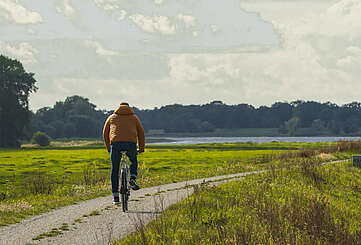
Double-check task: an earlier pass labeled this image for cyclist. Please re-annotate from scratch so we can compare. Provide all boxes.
[102,102,145,204]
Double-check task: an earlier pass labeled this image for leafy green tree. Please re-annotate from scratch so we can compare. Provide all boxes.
[31,95,106,139]
[31,132,51,146]
[0,55,37,147]
[271,102,293,124]
[293,101,326,127]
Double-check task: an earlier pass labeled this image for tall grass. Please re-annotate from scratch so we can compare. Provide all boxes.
[117,159,361,245]
[253,140,361,165]
[26,171,56,195]
[82,162,107,186]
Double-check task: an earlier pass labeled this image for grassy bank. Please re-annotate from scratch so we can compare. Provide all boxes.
[118,159,361,245]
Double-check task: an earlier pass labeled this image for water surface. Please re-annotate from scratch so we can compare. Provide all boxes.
[150,137,361,145]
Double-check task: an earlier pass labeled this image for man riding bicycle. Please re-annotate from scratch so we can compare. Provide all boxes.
[102,102,145,204]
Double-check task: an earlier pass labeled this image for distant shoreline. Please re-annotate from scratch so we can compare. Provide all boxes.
[148,136,361,145]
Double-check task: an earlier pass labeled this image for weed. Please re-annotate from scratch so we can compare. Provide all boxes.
[59,223,70,231]
[0,192,6,201]
[32,228,63,240]
[331,140,361,153]
[82,162,107,186]
[299,159,327,189]
[89,210,101,216]
[132,214,148,245]
[25,170,55,195]
[130,199,140,202]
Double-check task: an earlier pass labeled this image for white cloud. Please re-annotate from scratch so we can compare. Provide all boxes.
[129,14,176,35]
[177,14,196,28]
[210,25,219,33]
[84,40,118,56]
[281,0,360,45]
[337,46,361,76]
[0,0,42,24]
[12,0,361,111]
[69,0,278,52]
[320,0,361,39]
[0,41,38,64]
[169,54,240,86]
[94,0,118,8]
[93,0,120,12]
[118,10,127,20]
[56,0,75,19]
[154,0,164,5]
[164,0,361,106]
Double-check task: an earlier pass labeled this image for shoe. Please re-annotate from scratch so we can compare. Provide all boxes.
[113,196,120,205]
[129,178,140,191]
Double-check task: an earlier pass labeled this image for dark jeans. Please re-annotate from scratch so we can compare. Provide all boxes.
[110,142,138,197]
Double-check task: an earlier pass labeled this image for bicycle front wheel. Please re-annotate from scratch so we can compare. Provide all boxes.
[121,169,129,212]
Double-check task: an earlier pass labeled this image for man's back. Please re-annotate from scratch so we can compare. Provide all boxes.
[103,104,145,153]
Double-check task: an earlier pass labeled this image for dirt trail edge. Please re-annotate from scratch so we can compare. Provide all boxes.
[0,160,348,245]
[0,171,263,245]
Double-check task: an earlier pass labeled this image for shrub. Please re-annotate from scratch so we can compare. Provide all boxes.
[82,162,107,186]
[31,132,51,146]
[25,171,55,195]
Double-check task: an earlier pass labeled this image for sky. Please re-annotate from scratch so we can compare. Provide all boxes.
[0,0,360,111]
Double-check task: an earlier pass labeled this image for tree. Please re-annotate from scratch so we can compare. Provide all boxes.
[271,102,293,123]
[0,55,37,147]
[311,119,325,132]
[31,132,51,146]
[284,117,300,136]
[293,101,327,127]
[30,95,107,139]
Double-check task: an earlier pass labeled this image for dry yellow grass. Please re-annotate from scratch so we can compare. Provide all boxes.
[0,201,33,212]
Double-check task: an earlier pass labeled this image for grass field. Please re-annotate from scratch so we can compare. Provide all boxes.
[117,159,361,245]
[0,141,355,227]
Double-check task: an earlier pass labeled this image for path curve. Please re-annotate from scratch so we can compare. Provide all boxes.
[0,171,263,245]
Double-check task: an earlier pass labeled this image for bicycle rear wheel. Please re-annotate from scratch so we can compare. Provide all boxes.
[120,169,129,212]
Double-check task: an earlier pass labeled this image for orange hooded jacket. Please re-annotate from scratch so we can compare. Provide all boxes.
[102,105,145,151]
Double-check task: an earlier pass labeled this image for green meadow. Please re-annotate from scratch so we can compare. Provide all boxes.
[118,158,361,245]
[0,141,355,227]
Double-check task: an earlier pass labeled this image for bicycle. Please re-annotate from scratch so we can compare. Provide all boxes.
[119,151,130,212]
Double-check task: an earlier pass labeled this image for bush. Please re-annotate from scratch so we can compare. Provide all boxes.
[25,171,55,194]
[31,132,51,146]
[82,162,107,186]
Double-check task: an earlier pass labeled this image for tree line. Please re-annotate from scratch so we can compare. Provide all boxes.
[27,98,361,139]
[1,55,361,148]
[135,100,361,135]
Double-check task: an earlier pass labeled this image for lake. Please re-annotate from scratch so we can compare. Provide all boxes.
[149,136,361,145]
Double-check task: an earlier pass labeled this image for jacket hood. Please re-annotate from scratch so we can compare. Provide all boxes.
[114,105,134,115]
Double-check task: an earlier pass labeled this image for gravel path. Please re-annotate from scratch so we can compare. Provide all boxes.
[0,170,264,245]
